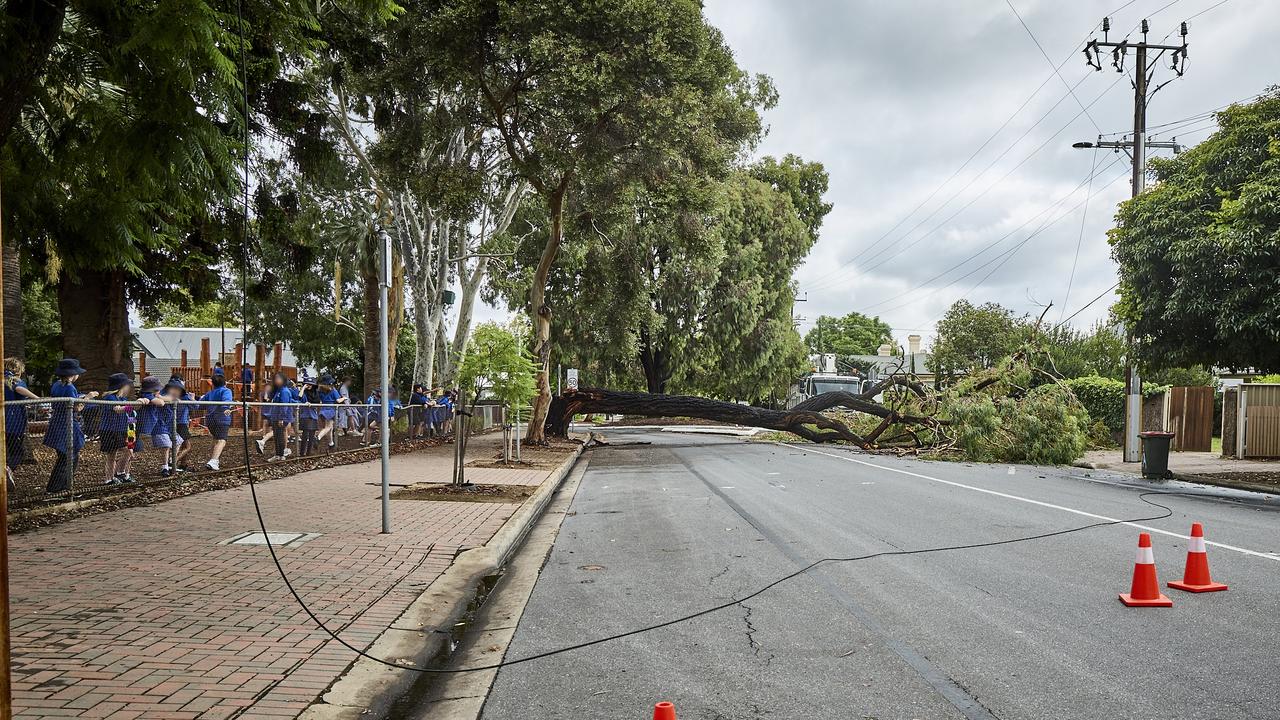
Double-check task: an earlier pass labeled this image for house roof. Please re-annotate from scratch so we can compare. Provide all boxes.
[130,327,303,370]
[846,352,933,376]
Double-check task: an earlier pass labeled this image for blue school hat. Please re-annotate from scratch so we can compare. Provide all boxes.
[54,358,87,377]
[107,373,133,391]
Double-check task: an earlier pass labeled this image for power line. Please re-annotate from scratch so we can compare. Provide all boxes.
[1057,281,1120,327]
[805,4,1139,290]
[1005,0,1102,133]
[811,73,1124,291]
[1059,146,1100,322]
[855,153,1124,315]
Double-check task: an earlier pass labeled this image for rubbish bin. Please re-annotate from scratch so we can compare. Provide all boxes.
[1139,431,1176,479]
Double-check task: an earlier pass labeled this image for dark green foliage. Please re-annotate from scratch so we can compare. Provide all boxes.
[804,311,894,364]
[1111,89,1280,372]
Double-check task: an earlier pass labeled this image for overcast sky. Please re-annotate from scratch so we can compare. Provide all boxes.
[467,0,1277,352]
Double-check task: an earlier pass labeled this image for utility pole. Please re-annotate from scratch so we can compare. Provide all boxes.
[0,175,13,720]
[1083,17,1188,463]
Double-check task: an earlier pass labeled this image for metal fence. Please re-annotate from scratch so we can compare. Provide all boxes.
[1,396,493,510]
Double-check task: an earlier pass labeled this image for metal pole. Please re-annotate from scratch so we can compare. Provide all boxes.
[515,401,521,462]
[379,231,391,533]
[1123,42,1149,464]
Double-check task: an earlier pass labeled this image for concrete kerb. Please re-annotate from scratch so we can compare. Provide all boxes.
[300,439,587,720]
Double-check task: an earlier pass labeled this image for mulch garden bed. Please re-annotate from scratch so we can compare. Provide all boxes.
[389,483,536,504]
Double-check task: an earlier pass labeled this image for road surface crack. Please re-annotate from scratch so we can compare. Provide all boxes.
[708,563,731,585]
[738,601,774,666]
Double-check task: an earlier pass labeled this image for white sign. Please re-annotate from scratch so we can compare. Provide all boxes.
[566,368,579,392]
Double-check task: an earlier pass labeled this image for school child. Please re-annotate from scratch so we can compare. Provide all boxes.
[137,376,174,477]
[436,387,456,435]
[409,384,430,439]
[200,371,234,470]
[167,376,195,473]
[314,374,340,451]
[99,373,157,485]
[43,358,97,493]
[361,388,383,446]
[259,372,294,461]
[295,375,321,456]
[4,358,40,492]
[337,377,359,434]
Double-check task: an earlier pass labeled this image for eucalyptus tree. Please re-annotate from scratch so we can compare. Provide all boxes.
[423,0,770,441]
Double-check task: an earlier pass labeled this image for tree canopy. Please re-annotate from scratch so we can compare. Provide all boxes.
[804,312,893,362]
[1110,89,1280,372]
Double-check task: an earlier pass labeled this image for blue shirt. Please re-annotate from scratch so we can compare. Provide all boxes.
[319,388,340,419]
[138,392,170,435]
[4,375,29,434]
[175,391,193,425]
[98,392,135,434]
[42,380,84,453]
[265,385,295,422]
[200,386,233,425]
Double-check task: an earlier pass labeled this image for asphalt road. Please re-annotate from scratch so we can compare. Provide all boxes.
[479,430,1280,720]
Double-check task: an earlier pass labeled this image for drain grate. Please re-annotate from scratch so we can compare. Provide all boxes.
[220,531,321,547]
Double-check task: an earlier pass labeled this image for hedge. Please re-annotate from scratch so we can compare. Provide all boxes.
[1061,375,1169,435]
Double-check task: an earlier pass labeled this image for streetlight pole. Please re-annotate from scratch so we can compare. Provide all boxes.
[379,229,392,533]
[1082,17,1188,463]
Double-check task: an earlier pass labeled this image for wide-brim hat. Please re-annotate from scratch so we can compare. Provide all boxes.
[107,373,133,391]
[139,376,163,394]
[320,373,335,385]
[164,377,185,392]
[212,367,226,377]
[54,358,87,377]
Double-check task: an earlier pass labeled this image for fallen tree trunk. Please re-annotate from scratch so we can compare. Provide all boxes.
[547,387,946,448]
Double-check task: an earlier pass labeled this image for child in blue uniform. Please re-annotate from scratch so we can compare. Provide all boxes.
[167,376,195,473]
[137,376,174,477]
[314,374,340,452]
[201,370,234,470]
[296,375,321,456]
[43,358,98,493]
[4,358,40,492]
[99,373,158,485]
[260,372,294,461]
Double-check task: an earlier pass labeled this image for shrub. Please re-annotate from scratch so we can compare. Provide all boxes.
[1062,375,1125,434]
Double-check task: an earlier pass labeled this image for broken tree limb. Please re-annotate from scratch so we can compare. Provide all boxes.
[546,387,954,451]
[548,388,870,445]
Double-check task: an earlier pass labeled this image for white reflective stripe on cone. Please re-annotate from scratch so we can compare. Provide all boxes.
[1189,536,1207,553]
[1136,547,1155,565]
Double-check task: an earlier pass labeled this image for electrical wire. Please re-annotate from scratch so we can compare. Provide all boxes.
[1059,147,1099,323]
[860,152,1121,312]
[1005,0,1102,133]
[1057,281,1121,327]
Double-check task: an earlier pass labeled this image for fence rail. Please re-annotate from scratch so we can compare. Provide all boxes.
[1,396,505,510]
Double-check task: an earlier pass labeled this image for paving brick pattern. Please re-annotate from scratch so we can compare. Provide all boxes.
[10,437,548,719]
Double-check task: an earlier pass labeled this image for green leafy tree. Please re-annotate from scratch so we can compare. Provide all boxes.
[1110,89,1280,373]
[804,312,894,366]
[424,0,771,441]
[928,300,1028,380]
[457,321,537,413]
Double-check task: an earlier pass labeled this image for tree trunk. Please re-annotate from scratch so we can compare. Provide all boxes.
[359,263,401,396]
[0,0,67,144]
[524,177,571,444]
[638,327,668,394]
[445,255,487,385]
[548,388,872,445]
[1,186,24,359]
[57,268,132,391]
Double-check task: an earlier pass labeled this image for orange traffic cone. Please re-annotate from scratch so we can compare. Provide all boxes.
[653,701,677,720]
[1119,532,1173,607]
[1168,523,1228,593]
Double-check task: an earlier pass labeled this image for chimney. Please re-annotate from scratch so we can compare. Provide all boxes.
[877,343,892,357]
[908,334,921,355]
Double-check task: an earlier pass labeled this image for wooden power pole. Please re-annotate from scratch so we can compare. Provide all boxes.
[1084,17,1189,463]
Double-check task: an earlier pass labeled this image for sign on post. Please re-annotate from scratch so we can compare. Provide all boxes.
[566,368,579,392]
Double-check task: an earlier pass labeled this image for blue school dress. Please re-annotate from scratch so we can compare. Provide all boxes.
[4,374,29,436]
[42,380,84,453]
[319,388,339,421]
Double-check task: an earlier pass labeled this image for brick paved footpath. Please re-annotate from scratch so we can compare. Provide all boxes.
[10,435,556,719]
